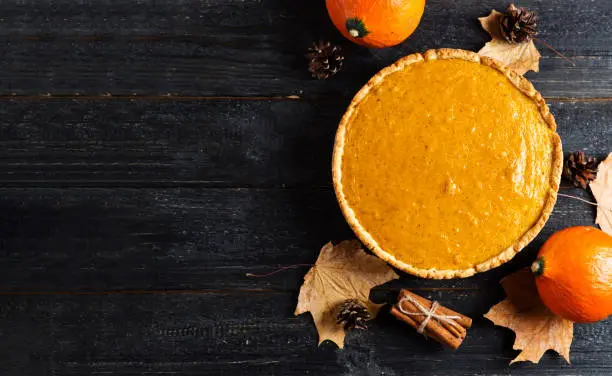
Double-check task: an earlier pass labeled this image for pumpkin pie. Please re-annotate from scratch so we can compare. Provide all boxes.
[332,49,562,279]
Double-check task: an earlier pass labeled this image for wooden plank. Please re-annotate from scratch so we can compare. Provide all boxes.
[0,0,268,36]
[0,0,609,97]
[0,291,609,375]
[0,100,610,186]
[0,99,341,187]
[0,0,609,54]
[1,42,609,98]
[0,187,598,292]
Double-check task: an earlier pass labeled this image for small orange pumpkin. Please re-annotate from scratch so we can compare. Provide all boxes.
[532,226,612,323]
[326,0,426,48]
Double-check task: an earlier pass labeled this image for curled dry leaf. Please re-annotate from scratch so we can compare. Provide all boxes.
[478,9,540,75]
[484,269,573,364]
[590,153,612,235]
[294,240,399,348]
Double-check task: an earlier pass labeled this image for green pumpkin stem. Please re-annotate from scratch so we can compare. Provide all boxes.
[531,257,545,276]
[346,18,370,38]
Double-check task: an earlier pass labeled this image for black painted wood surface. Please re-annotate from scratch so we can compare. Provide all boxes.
[0,0,610,375]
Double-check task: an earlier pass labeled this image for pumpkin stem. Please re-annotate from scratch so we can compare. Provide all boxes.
[346,18,370,39]
[531,257,545,276]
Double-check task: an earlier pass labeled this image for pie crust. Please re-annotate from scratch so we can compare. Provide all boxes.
[332,49,562,279]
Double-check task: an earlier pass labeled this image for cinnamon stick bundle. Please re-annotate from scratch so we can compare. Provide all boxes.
[390,289,472,350]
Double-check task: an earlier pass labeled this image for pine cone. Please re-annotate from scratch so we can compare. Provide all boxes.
[563,151,599,189]
[500,4,538,43]
[306,41,343,80]
[336,299,371,330]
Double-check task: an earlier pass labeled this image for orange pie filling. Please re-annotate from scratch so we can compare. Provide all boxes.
[339,59,557,271]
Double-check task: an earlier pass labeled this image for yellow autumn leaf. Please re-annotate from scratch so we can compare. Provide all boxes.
[484,269,574,364]
[295,240,399,348]
[590,153,612,236]
[478,39,540,75]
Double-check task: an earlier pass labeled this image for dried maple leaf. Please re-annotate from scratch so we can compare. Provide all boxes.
[478,9,540,75]
[295,240,399,348]
[590,153,612,236]
[484,269,573,364]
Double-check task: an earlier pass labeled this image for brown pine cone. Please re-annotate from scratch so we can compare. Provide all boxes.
[563,151,599,189]
[336,299,371,330]
[500,4,538,43]
[306,41,344,80]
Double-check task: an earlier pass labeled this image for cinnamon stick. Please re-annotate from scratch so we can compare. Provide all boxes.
[390,305,464,349]
[390,289,472,350]
[400,296,466,339]
[400,289,472,328]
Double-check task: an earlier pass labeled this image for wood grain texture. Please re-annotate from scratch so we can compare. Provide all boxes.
[0,99,341,187]
[0,187,599,292]
[0,0,610,374]
[0,100,610,186]
[0,0,608,51]
[0,291,609,375]
[0,0,610,97]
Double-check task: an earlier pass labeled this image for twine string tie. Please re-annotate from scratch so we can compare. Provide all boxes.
[398,294,461,334]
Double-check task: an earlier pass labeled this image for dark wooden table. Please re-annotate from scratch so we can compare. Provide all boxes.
[0,1,610,375]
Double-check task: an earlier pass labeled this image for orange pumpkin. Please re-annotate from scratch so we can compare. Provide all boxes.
[326,0,426,48]
[532,226,612,323]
